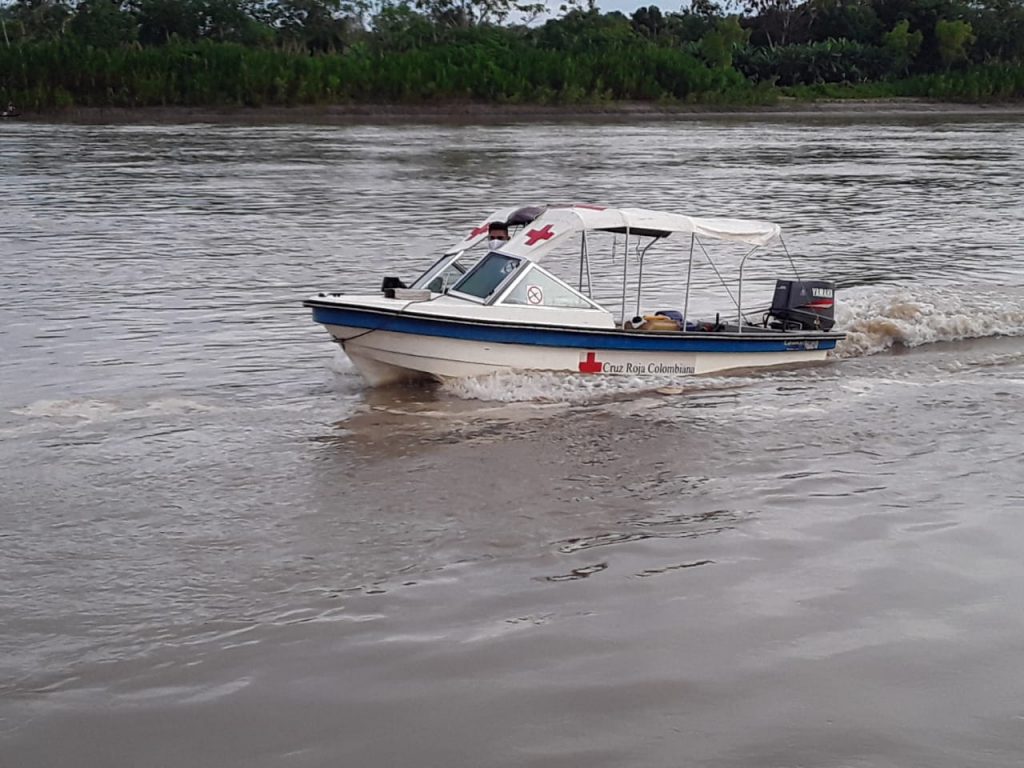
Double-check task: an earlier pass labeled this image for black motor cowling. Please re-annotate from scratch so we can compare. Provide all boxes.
[767,279,836,331]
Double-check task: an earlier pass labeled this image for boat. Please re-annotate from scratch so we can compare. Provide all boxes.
[0,103,19,119]
[304,204,845,386]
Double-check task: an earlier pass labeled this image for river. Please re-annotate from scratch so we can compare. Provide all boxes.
[2,113,1023,767]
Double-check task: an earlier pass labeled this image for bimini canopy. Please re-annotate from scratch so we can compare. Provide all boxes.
[445,205,535,255]
[447,204,782,262]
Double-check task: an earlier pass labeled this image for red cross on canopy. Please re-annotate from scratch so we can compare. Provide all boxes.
[578,352,602,374]
[465,224,490,241]
[525,224,556,246]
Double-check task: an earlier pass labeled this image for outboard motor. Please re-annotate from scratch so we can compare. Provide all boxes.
[381,276,408,299]
[767,280,836,331]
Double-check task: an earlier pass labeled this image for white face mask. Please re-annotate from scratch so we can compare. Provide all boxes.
[488,238,508,251]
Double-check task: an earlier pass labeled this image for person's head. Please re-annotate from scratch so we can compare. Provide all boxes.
[487,221,510,250]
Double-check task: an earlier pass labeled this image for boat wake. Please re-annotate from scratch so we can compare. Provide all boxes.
[834,285,1024,358]
[442,369,751,403]
[446,284,1024,403]
[0,396,221,440]
[334,285,1024,405]
[11,396,217,424]
[327,350,366,394]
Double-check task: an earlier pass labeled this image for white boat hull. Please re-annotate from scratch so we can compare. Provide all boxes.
[324,323,830,386]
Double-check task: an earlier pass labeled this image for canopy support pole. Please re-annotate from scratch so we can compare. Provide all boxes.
[584,237,593,298]
[619,227,630,326]
[781,237,802,281]
[737,246,759,334]
[682,234,695,331]
[578,233,585,292]
[635,238,657,318]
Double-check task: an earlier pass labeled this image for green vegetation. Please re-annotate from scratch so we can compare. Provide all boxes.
[2,0,1024,110]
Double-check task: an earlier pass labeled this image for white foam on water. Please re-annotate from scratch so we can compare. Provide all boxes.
[327,349,367,395]
[12,396,217,423]
[835,285,1024,358]
[328,349,357,376]
[443,369,751,404]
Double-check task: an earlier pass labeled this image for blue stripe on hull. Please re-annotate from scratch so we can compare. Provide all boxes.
[309,304,839,353]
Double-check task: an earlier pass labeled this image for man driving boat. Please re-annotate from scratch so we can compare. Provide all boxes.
[487,221,510,251]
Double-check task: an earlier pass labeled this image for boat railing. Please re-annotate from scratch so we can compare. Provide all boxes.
[582,229,801,334]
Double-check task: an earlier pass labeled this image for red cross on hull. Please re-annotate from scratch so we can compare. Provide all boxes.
[465,224,489,241]
[578,352,602,374]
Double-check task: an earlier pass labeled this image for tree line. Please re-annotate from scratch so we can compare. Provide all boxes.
[2,0,1024,109]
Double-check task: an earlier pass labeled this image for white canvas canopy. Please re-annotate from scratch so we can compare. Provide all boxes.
[446,204,782,263]
[616,208,782,246]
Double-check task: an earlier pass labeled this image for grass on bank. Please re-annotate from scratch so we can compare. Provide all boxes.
[3,41,1024,111]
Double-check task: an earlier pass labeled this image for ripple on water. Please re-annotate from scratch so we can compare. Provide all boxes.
[3,118,1024,768]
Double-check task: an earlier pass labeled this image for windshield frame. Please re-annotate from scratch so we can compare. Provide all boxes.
[495,263,605,311]
[410,251,469,292]
[447,251,525,304]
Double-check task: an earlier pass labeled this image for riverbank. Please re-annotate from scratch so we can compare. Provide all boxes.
[10,98,1024,125]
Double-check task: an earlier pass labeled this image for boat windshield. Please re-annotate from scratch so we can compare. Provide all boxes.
[422,261,466,293]
[411,251,475,293]
[451,252,522,300]
[501,265,597,309]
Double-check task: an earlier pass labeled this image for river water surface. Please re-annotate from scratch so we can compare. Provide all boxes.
[2,115,1024,767]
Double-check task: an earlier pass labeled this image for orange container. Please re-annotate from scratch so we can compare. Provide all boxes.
[642,315,680,331]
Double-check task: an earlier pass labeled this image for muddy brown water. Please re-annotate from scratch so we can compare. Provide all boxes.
[2,116,1024,767]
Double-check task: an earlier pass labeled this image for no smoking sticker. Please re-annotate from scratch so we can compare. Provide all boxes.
[526,285,544,305]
